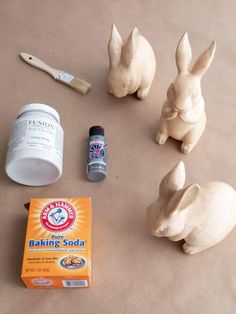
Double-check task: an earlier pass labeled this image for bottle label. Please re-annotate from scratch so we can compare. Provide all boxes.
[88,136,107,173]
[8,118,64,159]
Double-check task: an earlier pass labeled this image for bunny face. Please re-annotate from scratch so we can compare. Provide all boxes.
[147,198,187,237]
[167,74,202,113]
[108,66,131,97]
[147,162,201,238]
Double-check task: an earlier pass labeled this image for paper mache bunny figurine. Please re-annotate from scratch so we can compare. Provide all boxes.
[156,33,216,154]
[108,24,156,99]
[147,161,236,254]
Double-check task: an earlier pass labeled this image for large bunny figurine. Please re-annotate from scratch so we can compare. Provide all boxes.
[147,161,236,254]
[108,24,156,99]
[156,33,216,153]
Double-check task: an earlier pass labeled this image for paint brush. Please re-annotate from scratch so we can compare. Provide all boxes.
[20,52,91,95]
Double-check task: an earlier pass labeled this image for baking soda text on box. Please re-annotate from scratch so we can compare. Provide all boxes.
[21,198,92,288]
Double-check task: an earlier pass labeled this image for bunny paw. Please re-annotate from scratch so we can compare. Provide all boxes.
[137,87,150,100]
[156,133,168,145]
[183,243,201,255]
[181,143,195,154]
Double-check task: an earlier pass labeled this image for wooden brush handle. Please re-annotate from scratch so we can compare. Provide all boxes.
[20,52,61,79]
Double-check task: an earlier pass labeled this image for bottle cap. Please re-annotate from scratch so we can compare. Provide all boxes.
[89,126,104,137]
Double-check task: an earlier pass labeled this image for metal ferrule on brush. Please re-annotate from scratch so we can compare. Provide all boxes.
[56,71,91,94]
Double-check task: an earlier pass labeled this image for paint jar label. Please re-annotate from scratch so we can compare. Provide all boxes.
[8,118,63,159]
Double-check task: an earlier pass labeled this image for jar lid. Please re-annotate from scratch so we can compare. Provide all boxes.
[18,103,60,123]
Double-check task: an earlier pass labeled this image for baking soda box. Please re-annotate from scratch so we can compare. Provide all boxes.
[21,198,92,288]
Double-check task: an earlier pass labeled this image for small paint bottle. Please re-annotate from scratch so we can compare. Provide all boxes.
[87,126,107,181]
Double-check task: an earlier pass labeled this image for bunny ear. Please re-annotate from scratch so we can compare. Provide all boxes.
[191,41,216,78]
[176,33,192,73]
[159,161,186,199]
[169,184,201,214]
[121,27,139,67]
[108,24,123,66]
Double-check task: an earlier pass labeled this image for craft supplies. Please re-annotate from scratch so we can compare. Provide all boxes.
[5,103,64,186]
[87,126,107,181]
[21,198,92,288]
[20,53,91,95]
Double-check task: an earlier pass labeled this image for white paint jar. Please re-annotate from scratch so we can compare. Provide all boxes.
[5,103,64,186]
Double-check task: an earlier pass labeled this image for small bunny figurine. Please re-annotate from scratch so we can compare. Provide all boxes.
[156,33,216,153]
[147,161,236,254]
[108,24,156,99]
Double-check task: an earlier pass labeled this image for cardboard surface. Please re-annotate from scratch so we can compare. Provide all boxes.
[0,0,235,313]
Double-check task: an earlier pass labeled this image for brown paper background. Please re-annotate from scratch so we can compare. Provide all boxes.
[0,0,236,313]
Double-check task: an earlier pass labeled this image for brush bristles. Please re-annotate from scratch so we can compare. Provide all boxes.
[57,74,91,94]
[68,77,91,94]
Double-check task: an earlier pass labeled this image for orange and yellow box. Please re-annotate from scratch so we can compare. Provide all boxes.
[21,198,92,288]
